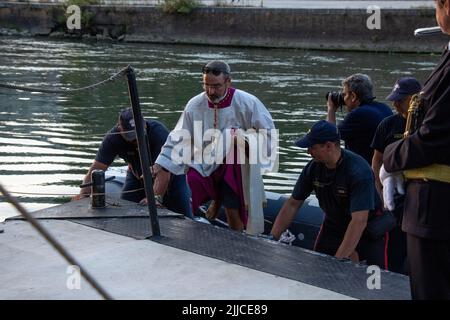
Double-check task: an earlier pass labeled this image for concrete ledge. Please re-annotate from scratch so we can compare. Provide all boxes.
[0,219,354,299]
[0,2,448,52]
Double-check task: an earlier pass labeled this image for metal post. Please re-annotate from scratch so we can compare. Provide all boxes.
[125,66,161,237]
[91,169,106,208]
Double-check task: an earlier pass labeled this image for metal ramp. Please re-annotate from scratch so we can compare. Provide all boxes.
[8,198,411,300]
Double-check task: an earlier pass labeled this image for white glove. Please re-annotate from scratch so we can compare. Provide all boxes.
[379,164,405,211]
[279,229,296,245]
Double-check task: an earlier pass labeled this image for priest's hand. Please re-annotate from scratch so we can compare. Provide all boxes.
[152,164,171,198]
[139,196,164,208]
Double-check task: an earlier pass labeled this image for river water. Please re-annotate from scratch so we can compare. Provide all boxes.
[0,36,441,221]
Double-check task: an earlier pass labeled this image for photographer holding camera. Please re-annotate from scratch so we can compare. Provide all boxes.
[326,74,392,164]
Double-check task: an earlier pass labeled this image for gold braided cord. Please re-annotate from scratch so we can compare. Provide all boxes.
[403,93,421,138]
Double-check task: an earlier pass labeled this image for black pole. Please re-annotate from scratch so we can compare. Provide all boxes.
[125,66,161,237]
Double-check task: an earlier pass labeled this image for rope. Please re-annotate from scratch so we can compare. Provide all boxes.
[0,129,135,139]
[90,130,135,138]
[0,183,113,300]
[7,187,145,197]
[0,66,129,94]
[104,201,162,208]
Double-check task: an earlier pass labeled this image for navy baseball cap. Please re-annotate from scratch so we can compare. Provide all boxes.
[386,77,422,101]
[118,107,136,141]
[295,120,340,148]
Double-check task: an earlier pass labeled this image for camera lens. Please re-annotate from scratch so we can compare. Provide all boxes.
[325,91,344,108]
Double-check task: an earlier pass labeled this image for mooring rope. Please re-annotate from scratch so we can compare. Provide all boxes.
[6,187,145,197]
[0,66,129,94]
[0,129,135,139]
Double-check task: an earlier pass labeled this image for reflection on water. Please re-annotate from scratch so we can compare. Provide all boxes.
[0,36,441,220]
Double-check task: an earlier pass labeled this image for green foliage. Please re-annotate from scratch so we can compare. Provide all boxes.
[160,0,200,14]
[80,11,96,31]
[59,0,99,33]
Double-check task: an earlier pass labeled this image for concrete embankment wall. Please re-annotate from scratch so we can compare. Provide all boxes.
[1,2,448,53]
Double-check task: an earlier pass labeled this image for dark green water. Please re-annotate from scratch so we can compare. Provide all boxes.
[0,36,441,219]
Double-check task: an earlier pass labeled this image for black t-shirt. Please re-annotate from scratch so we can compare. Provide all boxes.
[292,149,381,235]
[338,101,393,164]
[95,119,169,178]
[371,113,406,153]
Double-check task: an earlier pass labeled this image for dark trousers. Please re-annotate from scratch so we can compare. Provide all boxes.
[387,226,407,274]
[121,170,193,218]
[314,225,387,269]
[407,234,450,300]
[387,194,407,274]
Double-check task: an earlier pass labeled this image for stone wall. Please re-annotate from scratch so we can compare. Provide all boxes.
[0,2,448,52]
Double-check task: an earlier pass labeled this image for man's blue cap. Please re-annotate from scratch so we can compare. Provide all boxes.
[295,120,340,148]
[118,107,136,141]
[386,77,422,101]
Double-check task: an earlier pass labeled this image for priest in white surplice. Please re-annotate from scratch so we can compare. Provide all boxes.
[152,61,278,232]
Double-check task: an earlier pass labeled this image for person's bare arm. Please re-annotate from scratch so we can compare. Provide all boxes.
[152,164,171,197]
[72,160,108,200]
[326,95,337,124]
[335,210,368,261]
[270,197,304,240]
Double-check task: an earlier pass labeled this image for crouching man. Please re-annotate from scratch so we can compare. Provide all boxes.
[271,120,387,267]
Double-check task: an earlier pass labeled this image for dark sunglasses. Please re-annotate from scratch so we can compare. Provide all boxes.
[202,66,228,76]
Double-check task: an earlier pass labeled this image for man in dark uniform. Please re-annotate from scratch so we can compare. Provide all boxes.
[383,0,450,299]
[271,120,386,268]
[371,77,422,274]
[75,107,193,218]
[327,73,392,164]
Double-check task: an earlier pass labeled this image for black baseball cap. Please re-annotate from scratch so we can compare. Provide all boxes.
[295,120,340,148]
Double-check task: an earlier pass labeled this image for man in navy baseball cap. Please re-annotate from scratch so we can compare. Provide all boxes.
[74,106,193,218]
[370,77,421,275]
[271,119,386,269]
[386,77,422,102]
[295,120,340,148]
[118,107,137,142]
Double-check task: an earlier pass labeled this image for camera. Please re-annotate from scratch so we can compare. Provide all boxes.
[325,91,345,109]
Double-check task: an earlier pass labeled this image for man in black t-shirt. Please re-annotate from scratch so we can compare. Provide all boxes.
[74,107,192,218]
[370,77,421,274]
[271,120,386,268]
